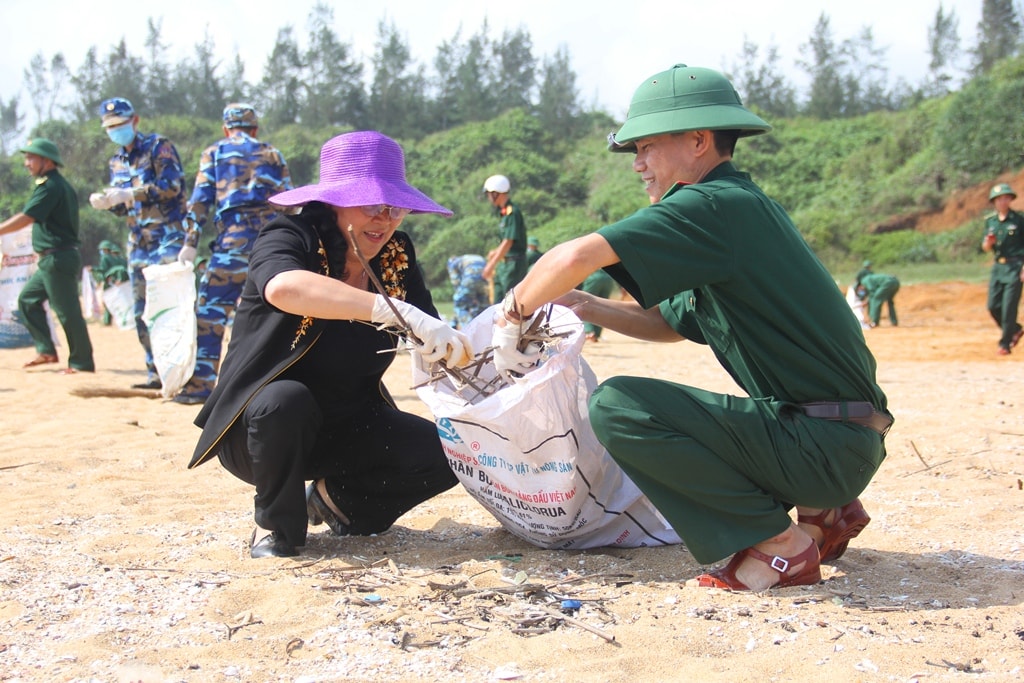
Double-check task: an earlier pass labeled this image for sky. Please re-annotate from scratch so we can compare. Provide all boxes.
[1,0,982,126]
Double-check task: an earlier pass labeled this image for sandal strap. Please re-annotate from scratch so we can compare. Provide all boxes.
[693,541,821,591]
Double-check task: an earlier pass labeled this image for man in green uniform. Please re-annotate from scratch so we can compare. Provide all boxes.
[94,240,129,325]
[576,269,616,341]
[482,174,528,303]
[0,138,95,374]
[981,183,1024,355]
[855,259,873,284]
[856,272,900,327]
[526,236,544,269]
[491,64,891,592]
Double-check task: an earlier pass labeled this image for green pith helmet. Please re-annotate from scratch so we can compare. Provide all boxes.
[19,137,63,166]
[99,240,118,252]
[989,183,1016,202]
[608,64,771,153]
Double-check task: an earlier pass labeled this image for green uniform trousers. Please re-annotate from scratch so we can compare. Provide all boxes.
[589,376,885,564]
[987,262,1023,349]
[19,250,95,371]
[493,258,528,304]
[867,280,900,326]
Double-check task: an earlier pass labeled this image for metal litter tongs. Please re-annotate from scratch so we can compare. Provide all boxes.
[347,225,569,402]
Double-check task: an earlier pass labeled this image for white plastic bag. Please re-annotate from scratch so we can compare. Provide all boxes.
[0,226,58,349]
[141,262,197,398]
[81,267,104,321]
[415,304,680,549]
[846,284,870,330]
[101,281,135,331]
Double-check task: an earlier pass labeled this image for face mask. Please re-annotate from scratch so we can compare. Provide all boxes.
[106,123,135,147]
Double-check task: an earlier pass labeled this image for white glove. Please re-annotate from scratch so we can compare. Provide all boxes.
[370,294,473,367]
[90,187,135,210]
[491,316,543,381]
[177,245,197,265]
[89,192,111,210]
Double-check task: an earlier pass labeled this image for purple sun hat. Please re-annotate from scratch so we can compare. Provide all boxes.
[270,131,452,216]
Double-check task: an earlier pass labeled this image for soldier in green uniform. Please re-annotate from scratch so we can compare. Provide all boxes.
[856,272,900,327]
[981,183,1024,355]
[526,236,544,269]
[855,259,873,284]
[94,240,129,325]
[482,174,528,303]
[491,64,891,592]
[576,269,616,341]
[0,138,95,373]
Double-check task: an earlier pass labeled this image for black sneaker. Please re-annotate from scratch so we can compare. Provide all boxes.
[173,393,206,405]
[131,379,163,390]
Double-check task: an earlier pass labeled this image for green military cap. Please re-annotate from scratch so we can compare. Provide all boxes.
[527,236,540,247]
[608,64,771,153]
[989,183,1016,202]
[19,137,63,166]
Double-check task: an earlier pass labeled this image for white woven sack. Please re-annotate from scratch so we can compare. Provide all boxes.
[101,281,135,331]
[415,304,680,549]
[141,262,197,398]
[0,226,59,348]
[81,267,104,320]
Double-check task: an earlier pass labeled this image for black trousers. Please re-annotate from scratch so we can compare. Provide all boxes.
[218,379,457,547]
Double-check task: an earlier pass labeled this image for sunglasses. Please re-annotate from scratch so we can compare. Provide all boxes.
[360,204,410,220]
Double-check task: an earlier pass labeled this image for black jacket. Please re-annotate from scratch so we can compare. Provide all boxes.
[189,212,436,468]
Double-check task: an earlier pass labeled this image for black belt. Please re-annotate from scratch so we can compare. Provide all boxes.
[995,257,1023,265]
[799,401,893,438]
[36,247,75,257]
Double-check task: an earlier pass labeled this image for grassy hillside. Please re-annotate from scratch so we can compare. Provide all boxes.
[5,56,1023,295]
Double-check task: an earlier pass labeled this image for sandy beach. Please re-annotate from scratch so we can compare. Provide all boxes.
[1,280,1022,683]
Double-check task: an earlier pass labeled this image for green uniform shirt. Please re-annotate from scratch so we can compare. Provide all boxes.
[859,272,899,293]
[21,169,80,253]
[598,161,886,410]
[497,200,526,261]
[984,209,1024,283]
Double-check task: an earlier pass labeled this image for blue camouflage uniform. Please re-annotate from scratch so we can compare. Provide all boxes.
[447,254,489,328]
[98,98,190,386]
[175,104,292,403]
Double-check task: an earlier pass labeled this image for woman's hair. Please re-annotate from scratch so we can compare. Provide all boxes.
[300,201,352,279]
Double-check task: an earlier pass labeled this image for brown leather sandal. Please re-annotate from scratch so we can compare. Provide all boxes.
[690,541,821,591]
[799,498,871,563]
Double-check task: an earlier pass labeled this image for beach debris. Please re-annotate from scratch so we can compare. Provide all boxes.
[226,610,263,639]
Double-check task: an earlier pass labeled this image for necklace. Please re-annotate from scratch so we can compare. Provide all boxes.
[347,268,367,288]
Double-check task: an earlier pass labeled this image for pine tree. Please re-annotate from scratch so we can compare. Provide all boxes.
[972,0,1022,74]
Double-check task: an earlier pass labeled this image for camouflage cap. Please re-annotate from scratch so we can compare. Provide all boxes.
[223,103,258,129]
[19,137,63,166]
[99,98,135,127]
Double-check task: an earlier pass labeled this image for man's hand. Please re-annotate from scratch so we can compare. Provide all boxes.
[370,295,473,367]
[491,315,543,381]
[177,245,197,265]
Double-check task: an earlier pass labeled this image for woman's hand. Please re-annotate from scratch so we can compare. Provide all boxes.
[371,295,473,367]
